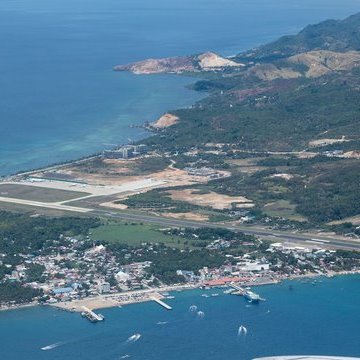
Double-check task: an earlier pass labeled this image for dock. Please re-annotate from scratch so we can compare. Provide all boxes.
[229,283,265,302]
[81,306,104,322]
[229,283,246,294]
[151,297,172,310]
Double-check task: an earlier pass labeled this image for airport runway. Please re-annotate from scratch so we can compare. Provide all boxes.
[0,186,358,251]
[90,208,360,251]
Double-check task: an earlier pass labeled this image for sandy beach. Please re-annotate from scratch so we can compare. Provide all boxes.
[51,284,196,312]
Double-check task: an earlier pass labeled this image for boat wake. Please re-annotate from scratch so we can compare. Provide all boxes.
[238,325,247,336]
[156,321,168,325]
[126,334,141,343]
[41,342,64,351]
[120,355,131,359]
[189,305,197,312]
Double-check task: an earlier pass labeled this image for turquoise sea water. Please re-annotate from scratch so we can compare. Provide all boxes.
[1,275,360,360]
[1,0,360,175]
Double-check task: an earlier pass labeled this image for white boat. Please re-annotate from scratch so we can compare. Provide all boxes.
[244,290,263,303]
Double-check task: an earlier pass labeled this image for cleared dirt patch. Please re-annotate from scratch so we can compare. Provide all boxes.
[100,201,128,210]
[162,212,209,221]
[167,189,254,210]
[269,173,294,180]
[309,137,348,147]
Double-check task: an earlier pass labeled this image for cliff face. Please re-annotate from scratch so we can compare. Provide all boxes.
[114,52,244,74]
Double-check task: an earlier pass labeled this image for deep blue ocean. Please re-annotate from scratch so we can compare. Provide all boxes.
[1,0,360,175]
[1,276,360,360]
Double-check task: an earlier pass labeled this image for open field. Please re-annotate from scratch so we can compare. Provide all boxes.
[226,158,268,174]
[91,222,192,248]
[0,183,89,203]
[263,200,307,222]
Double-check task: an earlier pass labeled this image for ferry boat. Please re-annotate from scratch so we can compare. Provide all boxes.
[223,288,235,294]
[244,290,262,303]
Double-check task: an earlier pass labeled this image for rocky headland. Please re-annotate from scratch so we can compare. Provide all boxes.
[114,51,245,74]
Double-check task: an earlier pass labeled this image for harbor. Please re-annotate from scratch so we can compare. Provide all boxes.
[229,283,265,303]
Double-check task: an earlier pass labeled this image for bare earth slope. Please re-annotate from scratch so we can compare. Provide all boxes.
[288,50,360,77]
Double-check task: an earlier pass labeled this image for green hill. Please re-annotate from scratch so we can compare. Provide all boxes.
[236,12,360,63]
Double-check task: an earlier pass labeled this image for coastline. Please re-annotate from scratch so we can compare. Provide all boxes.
[2,271,360,314]
[50,284,196,312]
[46,270,360,312]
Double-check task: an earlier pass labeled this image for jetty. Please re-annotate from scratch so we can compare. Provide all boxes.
[229,283,265,302]
[229,283,246,294]
[151,297,172,310]
[81,306,104,322]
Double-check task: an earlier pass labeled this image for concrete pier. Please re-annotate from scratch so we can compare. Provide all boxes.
[81,306,104,321]
[229,283,246,294]
[151,297,172,310]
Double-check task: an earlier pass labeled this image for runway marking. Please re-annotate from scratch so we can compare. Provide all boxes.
[309,238,330,243]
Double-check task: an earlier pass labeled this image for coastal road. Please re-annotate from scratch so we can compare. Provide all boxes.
[90,208,360,251]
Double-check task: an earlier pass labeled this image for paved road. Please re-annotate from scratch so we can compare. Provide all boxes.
[90,209,360,251]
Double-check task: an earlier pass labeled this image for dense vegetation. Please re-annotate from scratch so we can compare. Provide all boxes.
[0,212,100,258]
[288,161,360,223]
[0,282,42,304]
[236,12,360,62]
[146,73,360,152]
